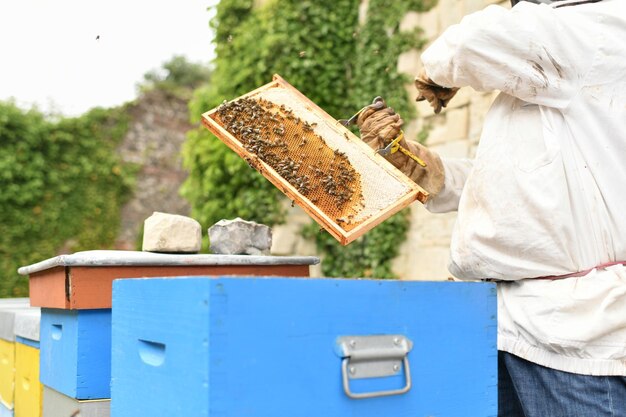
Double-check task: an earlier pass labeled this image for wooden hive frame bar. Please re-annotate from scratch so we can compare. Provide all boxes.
[202,74,428,245]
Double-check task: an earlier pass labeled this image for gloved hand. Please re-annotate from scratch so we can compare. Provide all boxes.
[358,105,403,146]
[415,68,459,114]
[357,102,445,196]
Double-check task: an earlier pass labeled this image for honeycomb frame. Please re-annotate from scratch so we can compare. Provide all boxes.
[202,74,428,245]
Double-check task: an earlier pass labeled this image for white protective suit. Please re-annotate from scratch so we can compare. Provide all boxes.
[421,0,626,375]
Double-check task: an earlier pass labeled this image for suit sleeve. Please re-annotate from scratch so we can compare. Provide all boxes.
[421,3,599,108]
[425,158,473,213]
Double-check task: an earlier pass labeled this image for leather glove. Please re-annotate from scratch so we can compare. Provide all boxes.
[415,68,459,114]
[357,102,444,196]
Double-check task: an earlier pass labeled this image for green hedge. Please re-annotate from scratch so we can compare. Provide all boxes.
[0,102,135,296]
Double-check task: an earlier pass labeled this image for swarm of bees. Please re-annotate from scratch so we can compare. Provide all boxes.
[215,97,363,226]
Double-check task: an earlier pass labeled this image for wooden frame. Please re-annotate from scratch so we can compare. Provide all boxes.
[202,75,428,245]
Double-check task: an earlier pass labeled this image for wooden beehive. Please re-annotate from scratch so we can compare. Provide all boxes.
[202,75,428,245]
[111,277,497,417]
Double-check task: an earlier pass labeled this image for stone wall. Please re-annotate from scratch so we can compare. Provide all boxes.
[114,90,193,250]
[394,0,506,281]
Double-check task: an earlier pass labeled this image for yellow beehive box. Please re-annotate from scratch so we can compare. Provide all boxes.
[15,342,41,417]
[0,339,15,410]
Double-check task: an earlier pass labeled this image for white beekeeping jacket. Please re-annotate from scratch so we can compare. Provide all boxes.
[421,0,626,375]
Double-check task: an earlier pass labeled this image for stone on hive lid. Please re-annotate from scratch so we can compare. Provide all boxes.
[208,218,272,255]
[142,212,202,253]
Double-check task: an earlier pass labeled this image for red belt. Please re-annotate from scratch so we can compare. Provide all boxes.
[540,261,626,280]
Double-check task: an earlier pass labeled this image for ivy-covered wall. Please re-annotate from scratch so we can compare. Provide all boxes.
[182,0,359,230]
[0,103,135,296]
[183,0,435,278]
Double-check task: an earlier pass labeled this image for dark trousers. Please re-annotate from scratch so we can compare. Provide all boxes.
[498,351,626,417]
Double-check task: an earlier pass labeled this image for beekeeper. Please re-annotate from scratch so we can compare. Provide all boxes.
[357,0,626,415]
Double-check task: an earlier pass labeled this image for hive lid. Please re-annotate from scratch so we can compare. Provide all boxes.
[14,308,40,342]
[202,75,427,245]
[0,307,37,342]
[17,250,320,276]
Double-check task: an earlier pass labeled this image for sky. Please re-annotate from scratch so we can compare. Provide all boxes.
[0,1,216,116]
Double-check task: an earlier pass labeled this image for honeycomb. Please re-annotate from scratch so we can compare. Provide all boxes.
[213,97,363,230]
[203,77,422,244]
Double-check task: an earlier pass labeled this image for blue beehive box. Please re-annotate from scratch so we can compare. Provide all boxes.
[111,277,496,417]
[40,308,111,399]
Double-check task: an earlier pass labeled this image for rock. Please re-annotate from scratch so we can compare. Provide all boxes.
[208,218,272,255]
[142,212,202,253]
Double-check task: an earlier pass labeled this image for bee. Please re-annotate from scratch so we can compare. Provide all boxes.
[244,157,256,170]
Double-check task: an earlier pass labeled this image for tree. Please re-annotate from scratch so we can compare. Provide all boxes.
[140,55,211,97]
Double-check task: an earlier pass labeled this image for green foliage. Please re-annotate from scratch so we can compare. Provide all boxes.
[182,0,360,229]
[0,102,135,297]
[140,55,211,98]
[350,0,433,120]
[307,0,434,278]
[303,211,410,278]
[185,0,434,278]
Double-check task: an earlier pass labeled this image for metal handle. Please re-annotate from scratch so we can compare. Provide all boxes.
[338,96,387,127]
[341,356,412,399]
